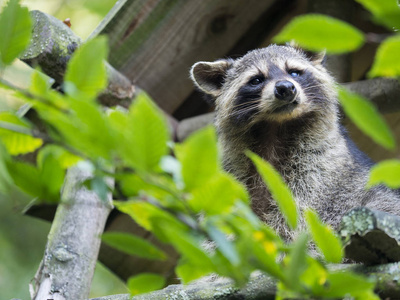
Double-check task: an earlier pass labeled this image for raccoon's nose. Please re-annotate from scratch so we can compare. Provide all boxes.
[274,81,297,102]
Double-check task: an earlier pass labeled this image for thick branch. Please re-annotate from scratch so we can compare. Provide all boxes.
[21,10,137,108]
[30,166,113,299]
[89,262,400,300]
[339,207,400,265]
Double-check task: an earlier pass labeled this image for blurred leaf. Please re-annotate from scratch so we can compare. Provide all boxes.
[189,173,248,215]
[338,87,395,150]
[37,149,65,203]
[0,0,32,66]
[37,145,81,169]
[64,36,108,99]
[285,233,308,291]
[176,258,214,284]
[160,155,183,188]
[127,273,165,296]
[29,70,52,95]
[102,232,166,260]
[0,142,12,192]
[247,151,297,229]
[321,271,376,298]
[175,126,219,191]
[305,209,343,263]
[273,14,364,53]
[88,176,110,202]
[0,112,43,155]
[356,0,400,30]
[369,36,400,78]
[114,200,188,243]
[368,159,400,188]
[206,223,240,266]
[121,93,169,172]
[6,160,41,197]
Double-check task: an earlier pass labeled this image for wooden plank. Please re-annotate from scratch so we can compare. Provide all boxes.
[98,0,277,113]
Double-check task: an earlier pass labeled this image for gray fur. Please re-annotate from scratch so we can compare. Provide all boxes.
[190,45,400,240]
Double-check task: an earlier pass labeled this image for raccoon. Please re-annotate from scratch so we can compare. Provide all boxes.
[190,44,400,239]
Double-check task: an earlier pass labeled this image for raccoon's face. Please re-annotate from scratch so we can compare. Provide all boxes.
[190,45,337,127]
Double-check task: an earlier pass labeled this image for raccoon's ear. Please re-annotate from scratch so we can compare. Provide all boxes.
[288,41,326,66]
[190,59,233,97]
[304,50,326,66]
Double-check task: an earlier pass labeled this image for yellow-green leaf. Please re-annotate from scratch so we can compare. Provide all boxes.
[369,36,400,78]
[64,36,108,99]
[338,87,395,150]
[356,0,400,30]
[127,273,165,296]
[0,0,32,66]
[102,232,166,260]
[175,126,219,191]
[305,209,343,263]
[121,93,169,172]
[273,14,365,54]
[0,112,42,155]
[368,159,400,188]
[247,151,298,230]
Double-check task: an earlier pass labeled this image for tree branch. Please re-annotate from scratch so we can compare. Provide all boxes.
[30,166,113,299]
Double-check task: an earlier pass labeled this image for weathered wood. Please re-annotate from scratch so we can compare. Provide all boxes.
[89,263,400,300]
[21,10,137,108]
[30,166,113,300]
[98,0,277,113]
[339,207,400,265]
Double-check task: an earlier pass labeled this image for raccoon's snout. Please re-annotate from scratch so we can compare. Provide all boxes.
[274,81,297,102]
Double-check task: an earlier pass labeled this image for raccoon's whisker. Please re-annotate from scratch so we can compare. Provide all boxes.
[232,99,260,109]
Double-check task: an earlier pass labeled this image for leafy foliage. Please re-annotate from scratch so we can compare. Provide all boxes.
[1,0,399,299]
[0,0,31,67]
[338,87,395,150]
[368,159,400,189]
[273,14,365,54]
[369,35,400,78]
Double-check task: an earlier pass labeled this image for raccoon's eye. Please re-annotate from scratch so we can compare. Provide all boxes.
[288,70,302,77]
[248,76,264,86]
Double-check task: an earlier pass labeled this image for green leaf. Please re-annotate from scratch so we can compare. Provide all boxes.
[321,271,376,298]
[6,160,41,197]
[247,151,298,229]
[273,14,365,54]
[285,233,308,291]
[0,142,12,192]
[0,0,32,66]
[102,232,166,260]
[121,93,169,172]
[37,149,65,203]
[356,0,400,30]
[176,259,214,284]
[37,145,81,169]
[368,159,400,188]
[127,273,165,296]
[338,87,395,150]
[369,36,400,78]
[88,176,110,202]
[206,223,240,265]
[305,209,343,263]
[175,126,219,191]
[189,172,248,215]
[64,36,108,99]
[114,200,188,243]
[0,112,43,155]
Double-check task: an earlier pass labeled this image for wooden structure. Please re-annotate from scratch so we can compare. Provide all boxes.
[20,0,400,294]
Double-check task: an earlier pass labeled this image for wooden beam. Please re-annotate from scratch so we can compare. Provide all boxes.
[97,0,277,114]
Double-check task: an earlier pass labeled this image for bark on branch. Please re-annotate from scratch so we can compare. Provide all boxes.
[30,166,113,300]
[21,10,137,108]
[89,263,400,300]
